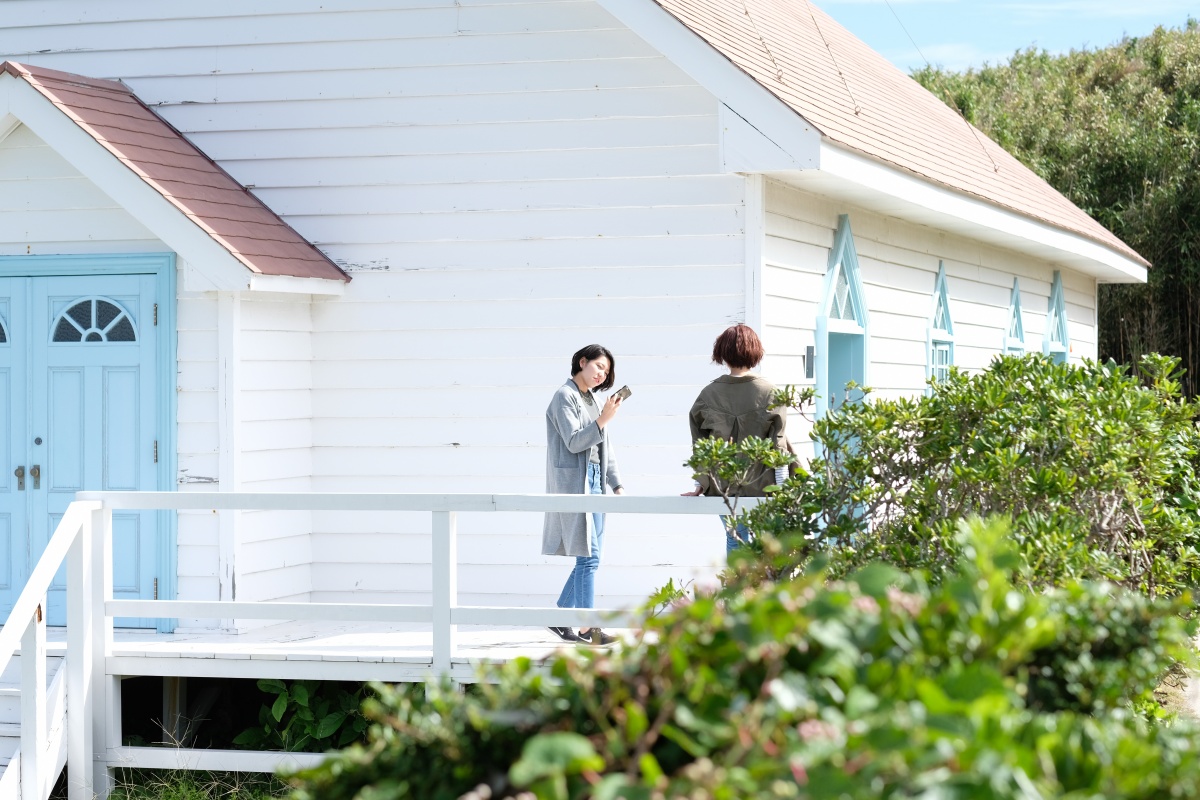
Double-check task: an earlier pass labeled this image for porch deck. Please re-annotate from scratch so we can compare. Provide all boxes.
[57,621,598,683]
[2,491,747,797]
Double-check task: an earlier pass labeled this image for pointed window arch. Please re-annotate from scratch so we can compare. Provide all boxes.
[1004,278,1025,355]
[1043,271,1068,364]
[816,215,869,416]
[927,262,954,384]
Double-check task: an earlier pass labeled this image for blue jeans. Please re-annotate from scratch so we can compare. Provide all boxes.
[723,516,751,554]
[556,462,605,610]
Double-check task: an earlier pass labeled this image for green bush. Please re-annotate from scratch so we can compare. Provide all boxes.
[739,354,1200,597]
[289,518,1199,799]
[233,680,369,753]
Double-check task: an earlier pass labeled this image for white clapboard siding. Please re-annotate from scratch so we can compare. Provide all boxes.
[231,297,315,610]
[760,179,1099,448]
[0,125,159,254]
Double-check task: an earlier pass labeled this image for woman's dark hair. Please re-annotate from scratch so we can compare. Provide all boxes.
[712,324,765,369]
[570,344,616,392]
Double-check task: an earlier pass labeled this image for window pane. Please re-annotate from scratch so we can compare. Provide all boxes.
[107,318,136,342]
[66,300,92,329]
[53,318,82,342]
[96,300,121,330]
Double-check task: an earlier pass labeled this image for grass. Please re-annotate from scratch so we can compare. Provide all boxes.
[106,770,289,800]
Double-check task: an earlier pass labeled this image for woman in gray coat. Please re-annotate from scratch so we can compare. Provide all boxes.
[543,344,624,646]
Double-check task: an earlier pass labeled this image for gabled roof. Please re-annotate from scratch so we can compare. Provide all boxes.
[0,61,349,283]
[651,0,1148,268]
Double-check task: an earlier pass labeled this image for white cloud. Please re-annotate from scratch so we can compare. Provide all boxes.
[1000,0,1195,19]
[885,41,1013,72]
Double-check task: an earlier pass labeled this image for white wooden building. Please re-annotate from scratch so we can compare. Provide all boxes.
[0,0,1153,793]
[0,0,1142,657]
[0,0,1146,630]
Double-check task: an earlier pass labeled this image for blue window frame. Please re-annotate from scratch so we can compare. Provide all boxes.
[1004,278,1025,355]
[1043,271,1069,364]
[816,215,869,416]
[927,262,954,384]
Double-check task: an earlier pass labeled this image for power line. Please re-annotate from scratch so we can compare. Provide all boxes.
[803,0,862,115]
[881,0,1001,173]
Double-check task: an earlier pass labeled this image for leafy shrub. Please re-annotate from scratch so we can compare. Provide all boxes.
[289,518,1199,799]
[233,680,368,752]
[738,354,1200,597]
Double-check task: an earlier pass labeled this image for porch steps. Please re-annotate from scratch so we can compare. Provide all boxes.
[0,653,66,772]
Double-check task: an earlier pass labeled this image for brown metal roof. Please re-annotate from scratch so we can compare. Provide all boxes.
[1,61,349,282]
[653,0,1148,267]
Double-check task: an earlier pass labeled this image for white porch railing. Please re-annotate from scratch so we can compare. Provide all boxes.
[1,491,751,799]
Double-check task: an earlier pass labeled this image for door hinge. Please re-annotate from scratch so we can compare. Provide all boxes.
[154,440,159,463]
[153,303,158,326]
[154,578,158,600]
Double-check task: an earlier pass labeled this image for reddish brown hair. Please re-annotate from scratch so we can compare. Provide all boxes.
[711,324,764,369]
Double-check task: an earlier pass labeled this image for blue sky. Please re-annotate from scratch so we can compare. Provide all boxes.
[819,0,1198,73]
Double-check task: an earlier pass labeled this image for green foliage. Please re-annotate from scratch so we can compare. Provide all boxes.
[289,518,1200,799]
[685,434,796,510]
[912,23,1200,392]
[233,680,368,753]
[743,354,1200,597]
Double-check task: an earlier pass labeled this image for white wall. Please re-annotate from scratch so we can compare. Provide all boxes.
[0,0,749,610]
[760,179,1099,457]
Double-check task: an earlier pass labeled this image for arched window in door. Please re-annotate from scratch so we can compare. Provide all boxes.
[816,215,869,417]
[51,297,138,343]
[1043,272,1068,364]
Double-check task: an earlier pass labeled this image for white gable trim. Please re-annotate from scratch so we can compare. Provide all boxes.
[0,113,19,147]
[806,143,1147,284]
[0,75,337,296]
[595,0,820,172]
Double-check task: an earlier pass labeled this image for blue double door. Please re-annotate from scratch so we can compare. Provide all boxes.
[0,273,161,626]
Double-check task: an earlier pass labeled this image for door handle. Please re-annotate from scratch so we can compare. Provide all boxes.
[29,465,39,490]
[13,466,23,491]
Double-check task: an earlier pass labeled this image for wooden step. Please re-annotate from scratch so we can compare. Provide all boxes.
[0,730,20,768]
[0,657,64,724]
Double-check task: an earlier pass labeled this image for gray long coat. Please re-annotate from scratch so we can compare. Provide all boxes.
[542,380,622,557]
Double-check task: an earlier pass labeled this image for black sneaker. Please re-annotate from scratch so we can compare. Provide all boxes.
[548,626,581,642]
[577,628,617,646]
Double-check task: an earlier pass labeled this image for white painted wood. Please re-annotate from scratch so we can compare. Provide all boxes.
[91,507,113,799]
[810,142,1146,283]
[77,491,739,514]
[20,609,46,800]
[109,746,326,774]
[66,516,92,800]
[107,600,435,623]
[595,0,820,169]
[744,173,765,332]
[431,511,457,675]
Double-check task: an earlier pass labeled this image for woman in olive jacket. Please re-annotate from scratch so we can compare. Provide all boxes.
[683,325,790,552]
[542,344,624,646]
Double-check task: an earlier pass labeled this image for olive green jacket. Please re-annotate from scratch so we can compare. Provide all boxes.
[688,374,790,497]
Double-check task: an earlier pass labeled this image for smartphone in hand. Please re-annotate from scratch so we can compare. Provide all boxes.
[614,385,632,401]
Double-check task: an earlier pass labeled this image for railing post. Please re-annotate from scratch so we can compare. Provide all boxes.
[66,513,93,800]
[21,602,47,800]
[91,505,114,798]
[431,510,458,677]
